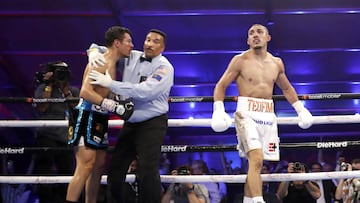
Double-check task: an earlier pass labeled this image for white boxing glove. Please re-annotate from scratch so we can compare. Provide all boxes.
[87,48,106,68]
[89,69,112,88]
[100,98,134,120]
[292,101,314,129]
[211,101,232,132]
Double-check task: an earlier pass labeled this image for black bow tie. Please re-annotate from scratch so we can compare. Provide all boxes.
[140,56,152,63]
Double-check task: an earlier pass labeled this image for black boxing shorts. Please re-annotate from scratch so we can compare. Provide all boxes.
[68,99,109,150]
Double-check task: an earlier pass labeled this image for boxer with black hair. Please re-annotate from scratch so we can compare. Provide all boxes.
[211,23,313,203]
[87,28,174,203]
[66,26,134,203]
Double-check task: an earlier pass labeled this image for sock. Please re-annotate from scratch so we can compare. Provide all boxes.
[252,196,265,203]
[243,196,252,203]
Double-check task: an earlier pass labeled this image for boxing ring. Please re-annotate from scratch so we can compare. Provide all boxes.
[1,93,360,185]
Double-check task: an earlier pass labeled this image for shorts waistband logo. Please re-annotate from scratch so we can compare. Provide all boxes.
[247,98,274,112]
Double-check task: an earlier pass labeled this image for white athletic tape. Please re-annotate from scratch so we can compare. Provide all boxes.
[1,115,360,127]
[0,171,359,184]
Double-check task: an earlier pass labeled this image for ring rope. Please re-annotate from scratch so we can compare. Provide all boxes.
[1,171,359,184]
[0,92,358,103]
[1,115,359,128]
[1,94,358,184]
[1,139,359,155]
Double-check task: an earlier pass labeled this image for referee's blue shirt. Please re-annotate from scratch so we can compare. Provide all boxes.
[110,50,174,122]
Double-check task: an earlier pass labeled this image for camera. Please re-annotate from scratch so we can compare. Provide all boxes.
[340,162,348,171]
[34,61,70,85]
[293,162,304,171]
[173,166,192,195]
[177,168,190,175]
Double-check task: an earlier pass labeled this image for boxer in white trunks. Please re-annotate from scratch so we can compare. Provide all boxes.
[211,24,314,203]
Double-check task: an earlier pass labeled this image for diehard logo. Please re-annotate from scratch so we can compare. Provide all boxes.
[161,145,187,152]
[0,148,25,154]
[316,141,347,148]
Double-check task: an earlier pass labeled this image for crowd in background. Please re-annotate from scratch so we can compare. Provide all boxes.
[1,149,359,203]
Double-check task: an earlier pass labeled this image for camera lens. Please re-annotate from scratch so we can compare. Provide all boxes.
[177,169,189,175]
[293,162,302,171]
[340,162,348,171]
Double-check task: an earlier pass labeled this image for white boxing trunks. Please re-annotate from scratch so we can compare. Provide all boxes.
[234,96,279,161]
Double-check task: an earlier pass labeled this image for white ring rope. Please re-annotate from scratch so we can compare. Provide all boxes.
[1,115,359,185]
[1,115,360,128]
[0,171,359,184]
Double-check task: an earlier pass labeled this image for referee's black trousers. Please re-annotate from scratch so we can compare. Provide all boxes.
[107,114,168,203]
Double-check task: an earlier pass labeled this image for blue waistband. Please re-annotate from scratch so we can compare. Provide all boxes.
[76,99,93,110]
[76,98,107,114]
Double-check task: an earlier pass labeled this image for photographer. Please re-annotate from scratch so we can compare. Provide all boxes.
[161,165,210,203]
[310,162,337,203]
[32,61,79,203]
[191,160,225,203]
[276,162,321,203]
[335,158,360,203]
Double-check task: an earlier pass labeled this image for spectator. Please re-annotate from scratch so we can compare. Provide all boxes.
[334,158,360,203]
[191,160,224,203]
[261,163,280,203]
[226,166,245,203]
[273,160,289,173]
[123,159,139,203]
[0,158,36,203]
[161,165,210,203]
[334,152,347,186]
[335,152,347,172]
[276,162,321,203]
[159,153,171,175]
[322,163,335,172]
[310,162,337,203]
